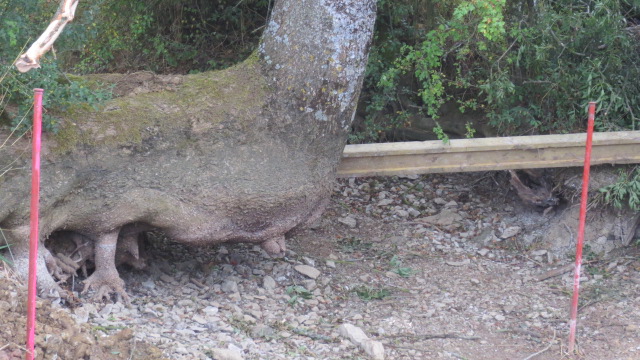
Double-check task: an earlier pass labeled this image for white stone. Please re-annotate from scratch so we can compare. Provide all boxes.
[418,209,463,226]
[377,199,393,206]
[263,276,277,291]
[203,306,219,316]
[477,248,490,256]
[339,324,384,359]
[303,256,316,266]
[209,348,243,360]
[338,323,369,346]
[532,249,547,256]
[434,198,447,205]
[302,279,317,291]
[192,314,208,325]
[501,226,521,239]
[444,200,458,208]
[221,280,239,293]
[445,259,471,267]
[395,208,409,218]
[294,265,321,279]
[338,216,357,228]
[408,208,421,217]
[362,339,385,360]
[142,279,156,289]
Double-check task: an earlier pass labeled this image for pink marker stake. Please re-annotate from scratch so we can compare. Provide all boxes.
[26,89,44,360]
[568,101,596,353]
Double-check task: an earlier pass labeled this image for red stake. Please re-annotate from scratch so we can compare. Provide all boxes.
[568,101,596,353]
[26,89,44,360]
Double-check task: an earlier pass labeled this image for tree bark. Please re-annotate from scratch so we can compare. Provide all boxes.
[0,0,376,301]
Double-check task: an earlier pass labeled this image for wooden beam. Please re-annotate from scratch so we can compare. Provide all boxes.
[337,131,640,177]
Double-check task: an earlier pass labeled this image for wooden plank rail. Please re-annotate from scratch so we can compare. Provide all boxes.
[337,131,640,177]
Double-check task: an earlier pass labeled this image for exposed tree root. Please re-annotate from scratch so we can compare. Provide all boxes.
[42,225,149,305]
[509,169,558,208]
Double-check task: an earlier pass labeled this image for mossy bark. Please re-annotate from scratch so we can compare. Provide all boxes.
[0,0,376,300]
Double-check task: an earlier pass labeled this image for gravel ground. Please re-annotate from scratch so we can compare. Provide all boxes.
[2,172,640,359]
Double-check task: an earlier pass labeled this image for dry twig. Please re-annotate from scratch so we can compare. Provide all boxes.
[522,330,557,360]
[385,332,481,341]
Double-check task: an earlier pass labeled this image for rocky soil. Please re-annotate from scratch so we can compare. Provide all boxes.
[2,171,640,359]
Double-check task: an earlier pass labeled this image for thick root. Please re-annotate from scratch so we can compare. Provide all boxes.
[14,245,65,301]
[116,229,148,270]
[260,236,286,257]
[81,230,131,306]
[81,269,131,306]
[45,231,95,281]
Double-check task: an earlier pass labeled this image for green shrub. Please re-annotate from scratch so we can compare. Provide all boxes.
[0,0,111,134]
[66,0,270,74]
[599,167,640,211]
[354,0,640,142]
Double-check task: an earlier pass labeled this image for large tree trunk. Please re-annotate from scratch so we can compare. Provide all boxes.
[0,0,376,302]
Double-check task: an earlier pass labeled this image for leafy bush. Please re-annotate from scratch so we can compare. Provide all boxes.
[599,167,640,211]
[355,0,640,142]
[65,0,271,74]
[0,0,111,134]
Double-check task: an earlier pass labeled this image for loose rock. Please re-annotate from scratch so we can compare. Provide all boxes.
[221,280,239,293]
[501,226,521,239]
[294,265,321,279]
[263,275,277,291]
[208,348,243,360]
[338,323,385,360]
[338,216,357,228]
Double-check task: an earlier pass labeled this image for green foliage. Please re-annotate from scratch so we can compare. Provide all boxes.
[599,167,640,211]
[0,229,12,265]
[0,0,111,134]
[3,63,112,134]
[67,0,270,74]
[353,285,391,301]
[389,255,414,277]
[338,236,373,254]
[286,285,313,306]
[433,122,450,144]
[465,121,476,138]
[0,243,11,265]
[355,0,640,142]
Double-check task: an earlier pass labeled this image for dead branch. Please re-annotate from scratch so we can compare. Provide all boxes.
[14,0,79,73]
[535,263,574,281]
[384,332,481,341]
[522,331,557,360]
[536,260,597,281]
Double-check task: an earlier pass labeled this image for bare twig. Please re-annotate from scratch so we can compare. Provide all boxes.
[0,105,33,149]
[536,260,598,281]
[522,342,552,360]
[290,327,333,342]
[385,332,481,341]
[0,228,16,265]
[536,263,574,281]
[522,330,557,360]
[128,337,137,360]
[497,328,543,339]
